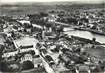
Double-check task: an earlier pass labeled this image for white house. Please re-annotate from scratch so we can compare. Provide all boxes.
[18,20,31,25]
[21,54,33,63]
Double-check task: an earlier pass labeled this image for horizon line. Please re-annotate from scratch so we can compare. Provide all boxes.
[0,0,104,3]
[0,0,105,5]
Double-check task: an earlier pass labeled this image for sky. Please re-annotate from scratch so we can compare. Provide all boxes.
[0,0,104,4]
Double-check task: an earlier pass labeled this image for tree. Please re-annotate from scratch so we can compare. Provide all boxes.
[0,45,4,61]
[22,60,34,70]
[91,25,97,30]
[40,12,48,17]
[0,45,6,72]
[92,37,96,42]
[0,61,9,72]
[11,31,15,38]
[92,37,96,45]
[29,50,35,55]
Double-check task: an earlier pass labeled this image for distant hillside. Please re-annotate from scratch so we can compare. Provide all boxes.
[56,3,104,11]
[0,2,104,16]
[0,2,73,6]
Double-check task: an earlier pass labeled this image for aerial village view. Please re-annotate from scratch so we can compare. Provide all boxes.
[0,0,105,73]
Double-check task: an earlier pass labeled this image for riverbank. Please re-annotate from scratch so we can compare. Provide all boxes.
[74,27,105,35]
[71,35,101,44]
[64,35,105,61]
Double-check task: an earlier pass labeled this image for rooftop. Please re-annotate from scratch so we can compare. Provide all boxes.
[13,36,38,48]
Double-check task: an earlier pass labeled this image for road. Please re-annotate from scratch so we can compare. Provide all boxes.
[40,54,56,73]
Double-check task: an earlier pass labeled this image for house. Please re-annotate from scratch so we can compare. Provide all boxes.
[21,54,43,67]
[3,25,12,33]
[21,54,33,63]
[18,20,31,25]
[88,24,94,28]
[32,24,43,29]
[47,14,59,22]
[33,55,43,67]
[2,51,18,58]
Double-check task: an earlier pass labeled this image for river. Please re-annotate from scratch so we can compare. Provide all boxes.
[64,27,105,43]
